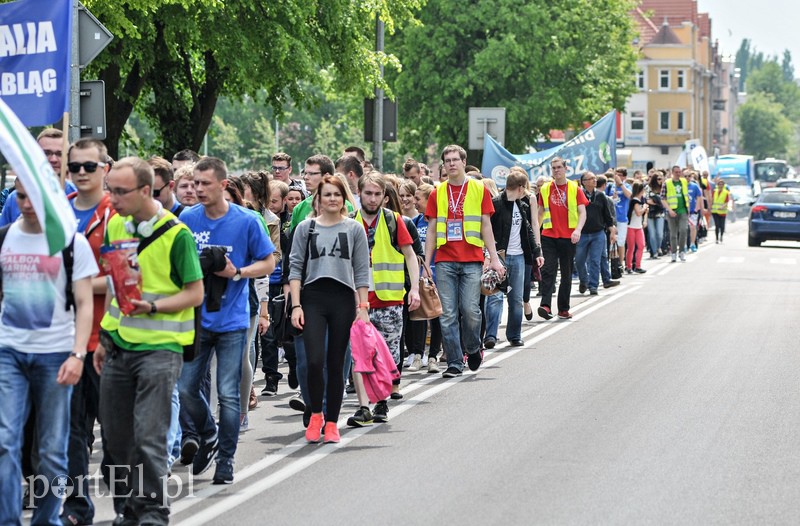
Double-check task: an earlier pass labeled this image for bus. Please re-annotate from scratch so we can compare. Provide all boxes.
[754,158,795,188]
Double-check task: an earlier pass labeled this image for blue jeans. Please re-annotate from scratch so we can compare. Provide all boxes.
[436,261,482,371]
[575,230,606,291]
[178,328,247,462]
[485,254,525,341]
[0,349,72,526]
[600,233,612,284]
[167,387,181,468]
[647,216,665,257]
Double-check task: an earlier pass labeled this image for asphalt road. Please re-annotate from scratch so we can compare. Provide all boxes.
[44,220,800,525]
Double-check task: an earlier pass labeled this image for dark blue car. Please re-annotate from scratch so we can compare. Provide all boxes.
[748,188,800,246]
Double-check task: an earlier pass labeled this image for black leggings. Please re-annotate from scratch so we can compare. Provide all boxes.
[301,279,355,422]
[712,213,726,240]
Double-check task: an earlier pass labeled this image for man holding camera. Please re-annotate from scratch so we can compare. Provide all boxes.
[178,157,275,485]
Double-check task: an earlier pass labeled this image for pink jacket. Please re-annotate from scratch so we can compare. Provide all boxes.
[350,320,401,403]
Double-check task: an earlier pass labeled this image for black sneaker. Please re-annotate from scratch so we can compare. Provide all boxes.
[589,289,598,296]
[483,336,496,349]
[373,400,389,423]
[261,377,278,396]
[442,366,462,378]
[212,459,234,485]
[467,350,483,371]
[179,437,199,466]
[191,436,219,476]
[537,305,554,320]
[603,280,620,288]
[346,407,374,427]
[509,339,524,347]
[633,268,647,274]
[287,367,298,390]
[578,282,587,294]
[288,394,306,413]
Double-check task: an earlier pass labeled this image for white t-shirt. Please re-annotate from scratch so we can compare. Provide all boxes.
[506,202,524,256]
[0,224,98,353]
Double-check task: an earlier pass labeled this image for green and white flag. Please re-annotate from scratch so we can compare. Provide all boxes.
[0,98,76,255]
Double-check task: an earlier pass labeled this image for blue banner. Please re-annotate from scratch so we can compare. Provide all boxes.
[0,0,72,126]
[482,110,618,187]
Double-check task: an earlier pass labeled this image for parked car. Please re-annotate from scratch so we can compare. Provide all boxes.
[775,178,800,188]
[748,188,800,246]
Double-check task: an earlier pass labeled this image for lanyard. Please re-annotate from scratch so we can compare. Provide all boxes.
[552,182,565,205]
[448,182,467,215]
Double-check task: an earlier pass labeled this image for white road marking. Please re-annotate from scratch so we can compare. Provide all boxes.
[770,258,797,265]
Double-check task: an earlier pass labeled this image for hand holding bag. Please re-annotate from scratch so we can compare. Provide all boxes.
[610,241,622,280]
[409,257,442,320]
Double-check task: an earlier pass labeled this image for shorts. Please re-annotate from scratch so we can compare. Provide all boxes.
[616,222,628,246]
[688,213,699,227]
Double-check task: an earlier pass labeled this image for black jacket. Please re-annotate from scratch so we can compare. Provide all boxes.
[490,191,541,264]
[582,189,615,234]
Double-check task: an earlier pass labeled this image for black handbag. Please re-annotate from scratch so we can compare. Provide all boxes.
[610,242,622,280]
[268,293,289,344]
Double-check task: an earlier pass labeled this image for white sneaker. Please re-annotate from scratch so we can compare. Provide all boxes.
[671,252,677,263]
[404,354,414,368]
[407,356,422,372]
[421,355,429,367]
[679,251,686,262]
[427,359,440,373]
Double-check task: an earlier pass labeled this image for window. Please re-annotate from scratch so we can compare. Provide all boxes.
[677,70,686,90]
[659,69,670,90]
[676,111,685,130]
[637,70,645,90]
[659,111,670,131]
[630,111,645,131]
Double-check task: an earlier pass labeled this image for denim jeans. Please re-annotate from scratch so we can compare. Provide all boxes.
[575,230,606,291]
[601,232,612,284]
[0,348,72,526]
[436,261,482,371]
[485,253,525,341]
[100,347,182,524]
[178,328,246,462]
[647,216,665,257]
[167,386,181,468]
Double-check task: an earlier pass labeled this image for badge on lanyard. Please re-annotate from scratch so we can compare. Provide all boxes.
[446,219,463,241]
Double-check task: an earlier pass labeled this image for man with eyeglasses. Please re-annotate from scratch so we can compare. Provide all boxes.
[0,128,77,226]
[59,138,117,526]
[271,152,305,191]
[149,156,185,216]
[574,171,615,296]
[290,154,355,230]
[424,144,503,377]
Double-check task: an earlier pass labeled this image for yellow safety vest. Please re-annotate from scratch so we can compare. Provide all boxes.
[356,209,406,302]
[435,179,485,249]
[540,180,579,229]
[665,178,690,210]
[712,187,729,215]
[101,212,195,349]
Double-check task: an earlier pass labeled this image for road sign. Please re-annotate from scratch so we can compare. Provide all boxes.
[79,81,106,139]
[78,2,113,68]
[469,107,505,150]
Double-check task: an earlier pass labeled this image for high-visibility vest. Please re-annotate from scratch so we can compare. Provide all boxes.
[435,179,485,249]
[101,212,195,349]
[665,178,690,210]
[540,180,579,229]
[356,209,406,302]
[712,187,729,215]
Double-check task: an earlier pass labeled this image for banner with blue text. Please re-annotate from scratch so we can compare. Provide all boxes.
[482,110,618,187]
[0,0,72,126]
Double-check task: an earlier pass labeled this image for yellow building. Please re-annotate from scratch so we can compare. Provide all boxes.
[624,1,717,171]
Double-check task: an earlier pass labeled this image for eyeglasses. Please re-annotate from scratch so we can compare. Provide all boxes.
[302,170,322,177]
[271,165,289,172]
[43,150,62,158]
[443,158,462,165]
[68,161,106,174]
[153,182,170,198]
[106,185,145,196]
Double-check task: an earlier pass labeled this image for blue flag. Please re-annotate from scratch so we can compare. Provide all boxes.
[482,110,618,187]
[0,0,72,126]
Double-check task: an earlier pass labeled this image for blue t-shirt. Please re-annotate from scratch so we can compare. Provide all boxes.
[180,203,275,332]
[606,183,631,223]
[70,198,99,232]
[688,182,703,213]
[0,181,78,227]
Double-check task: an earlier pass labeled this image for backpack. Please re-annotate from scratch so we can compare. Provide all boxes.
[0,224,75,311]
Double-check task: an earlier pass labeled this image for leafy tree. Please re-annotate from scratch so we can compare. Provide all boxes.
[782,50,795,82]
[387,0,639,158]
[83,0,425,159]
[746,62,800,120]
[737,93,792,159]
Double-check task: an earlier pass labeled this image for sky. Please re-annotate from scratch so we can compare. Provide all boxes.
[697,0,800,71]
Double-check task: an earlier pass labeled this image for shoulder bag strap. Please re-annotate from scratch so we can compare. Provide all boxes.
[137,219,179,255]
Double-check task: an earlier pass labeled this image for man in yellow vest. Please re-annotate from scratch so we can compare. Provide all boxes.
[94,157,204,524]
[711,177,731,243]
[348,173,420,425]
[424,145,503,378]
[537,157,588,320]
[661,165,691,262]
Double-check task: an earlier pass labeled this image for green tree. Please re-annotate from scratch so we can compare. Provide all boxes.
[387,0,639,159]
[746,62,800,120]
[737,93,793,159]
[83,0,425,159]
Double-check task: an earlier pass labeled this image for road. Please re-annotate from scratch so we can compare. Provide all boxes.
[43,220,800,525]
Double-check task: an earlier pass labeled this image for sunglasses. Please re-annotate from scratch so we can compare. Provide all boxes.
[153,182,169,198]
[67,161,106,174]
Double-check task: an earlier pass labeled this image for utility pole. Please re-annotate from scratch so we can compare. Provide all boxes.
[373,15,384,171]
